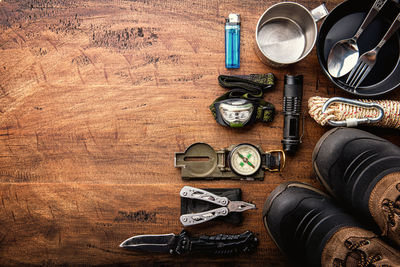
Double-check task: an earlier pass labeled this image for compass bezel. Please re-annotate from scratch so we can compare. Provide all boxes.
[228,143,262,176]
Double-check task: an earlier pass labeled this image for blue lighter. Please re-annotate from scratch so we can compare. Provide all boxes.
[225,14,241,69]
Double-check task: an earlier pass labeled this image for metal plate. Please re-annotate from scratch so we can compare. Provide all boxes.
[317,0,400,96]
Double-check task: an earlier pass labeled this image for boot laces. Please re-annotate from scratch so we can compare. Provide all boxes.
[382,184,400,228]
[333,239,382,267]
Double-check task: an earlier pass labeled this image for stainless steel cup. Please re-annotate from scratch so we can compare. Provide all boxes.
[255,2,328,67]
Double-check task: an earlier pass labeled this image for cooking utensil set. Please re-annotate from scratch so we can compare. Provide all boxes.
[327,0,400,90]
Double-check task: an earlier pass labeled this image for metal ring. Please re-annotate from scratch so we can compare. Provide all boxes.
[321,97,384,127]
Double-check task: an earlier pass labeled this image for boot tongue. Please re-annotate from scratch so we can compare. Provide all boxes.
[344,251,364,267]
[395,197,400,212]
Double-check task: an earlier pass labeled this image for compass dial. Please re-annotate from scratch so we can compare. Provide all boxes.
[228,144,261,176]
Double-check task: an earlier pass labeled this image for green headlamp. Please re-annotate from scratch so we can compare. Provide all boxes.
[210,74,276,128]
[218,99,253,127]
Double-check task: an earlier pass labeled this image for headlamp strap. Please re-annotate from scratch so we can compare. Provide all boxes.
[255,100,275,123]
[218,73,275,99]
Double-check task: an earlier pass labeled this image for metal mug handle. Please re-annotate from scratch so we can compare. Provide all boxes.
[311,3,329,22]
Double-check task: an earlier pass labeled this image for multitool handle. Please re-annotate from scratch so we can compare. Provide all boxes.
[180,207,229,226]
[175,230,259,255]
[180,186,230,206]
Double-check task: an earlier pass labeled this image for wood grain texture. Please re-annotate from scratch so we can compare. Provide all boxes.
[0,0,399,266]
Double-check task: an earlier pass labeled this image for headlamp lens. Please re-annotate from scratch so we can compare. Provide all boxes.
[219,100,254,127]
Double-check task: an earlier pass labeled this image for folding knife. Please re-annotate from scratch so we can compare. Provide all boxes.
[120,230,258,256]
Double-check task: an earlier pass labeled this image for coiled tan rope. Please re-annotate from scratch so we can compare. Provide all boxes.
[308,96,400,129]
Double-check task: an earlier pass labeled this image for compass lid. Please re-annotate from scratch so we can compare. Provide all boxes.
[174,143,217,177]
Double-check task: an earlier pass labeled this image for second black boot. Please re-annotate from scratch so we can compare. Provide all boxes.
[263,182,400,267]
[312,127,400,247]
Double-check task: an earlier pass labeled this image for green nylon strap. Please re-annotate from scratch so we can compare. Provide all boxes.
[210,104,217,118]
[255,101,275,123]
[217,73,275,100]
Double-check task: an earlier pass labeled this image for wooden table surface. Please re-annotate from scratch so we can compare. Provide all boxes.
[0,0,399,266]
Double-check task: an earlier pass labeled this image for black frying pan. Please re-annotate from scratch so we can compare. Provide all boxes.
[317,0,400,96]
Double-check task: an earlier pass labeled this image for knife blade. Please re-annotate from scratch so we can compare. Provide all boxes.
[119,233,177,254]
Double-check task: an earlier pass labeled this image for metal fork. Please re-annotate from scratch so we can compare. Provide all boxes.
[346,12,400,89]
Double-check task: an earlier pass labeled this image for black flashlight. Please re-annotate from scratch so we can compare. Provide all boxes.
[281,75,303,154]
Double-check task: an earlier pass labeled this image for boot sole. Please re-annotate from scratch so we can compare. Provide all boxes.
[262,182,330,254]
[311,128,341,198]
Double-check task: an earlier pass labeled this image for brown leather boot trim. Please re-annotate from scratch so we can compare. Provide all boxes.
[369,171,400,247]
[321,226,400,267]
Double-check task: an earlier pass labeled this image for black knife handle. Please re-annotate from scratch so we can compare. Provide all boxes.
[174,230,258,256]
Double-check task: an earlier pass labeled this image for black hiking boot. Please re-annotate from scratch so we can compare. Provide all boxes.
[312,127,400,247]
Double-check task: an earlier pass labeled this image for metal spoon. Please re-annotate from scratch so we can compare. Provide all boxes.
[327,0,387,78]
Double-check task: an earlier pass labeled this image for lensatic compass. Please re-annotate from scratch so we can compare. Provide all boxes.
[175,143,285,180]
